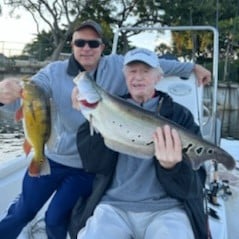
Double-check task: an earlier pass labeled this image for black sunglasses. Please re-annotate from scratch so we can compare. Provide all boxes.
[74,39,102,48]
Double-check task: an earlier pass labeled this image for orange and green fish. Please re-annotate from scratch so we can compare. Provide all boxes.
[16,78,51,177]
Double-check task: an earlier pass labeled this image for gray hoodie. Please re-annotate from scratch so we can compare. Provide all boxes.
[2,54,194,169]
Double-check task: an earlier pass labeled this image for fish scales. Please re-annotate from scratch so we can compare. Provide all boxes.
[90,96,156,157]
[74,72,236,171]
[16,79,51,176]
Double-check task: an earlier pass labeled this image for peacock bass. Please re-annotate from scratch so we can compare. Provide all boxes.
[16,78,51,177]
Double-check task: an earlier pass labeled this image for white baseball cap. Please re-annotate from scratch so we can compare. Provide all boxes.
[124,48,160,68]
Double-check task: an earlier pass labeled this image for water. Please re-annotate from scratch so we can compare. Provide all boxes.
[0,109,23,133]
[219,109,239,139]
[0,106,238,162]
[0,109,24,162]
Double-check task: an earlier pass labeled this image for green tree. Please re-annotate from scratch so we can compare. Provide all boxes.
[4,0,239,71]
[4,0,105,60]
[22,30,71,61]
[158,0,239,62]
[3,0,167,59]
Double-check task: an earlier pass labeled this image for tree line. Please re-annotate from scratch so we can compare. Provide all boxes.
[2,0,239,82]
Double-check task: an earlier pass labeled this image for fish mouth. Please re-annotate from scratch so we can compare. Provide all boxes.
[80,99,99,108]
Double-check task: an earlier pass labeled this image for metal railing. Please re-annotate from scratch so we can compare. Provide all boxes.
[112,25,219,144]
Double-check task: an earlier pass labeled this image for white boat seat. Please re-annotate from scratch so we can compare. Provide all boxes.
[155,72,203,126]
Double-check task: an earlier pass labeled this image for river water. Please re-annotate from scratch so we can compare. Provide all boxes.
[0,109,24,162]
[218,109,239,139]
[0,106,239,163]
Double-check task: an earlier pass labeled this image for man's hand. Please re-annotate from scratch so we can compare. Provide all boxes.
[71,86,81,110]
[153,125,182,169]
[194,64,211,86]
[0,78,22,104]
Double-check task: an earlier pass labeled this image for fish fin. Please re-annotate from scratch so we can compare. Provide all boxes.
[186,154,204,170]
[23,139,32,156]
[15,106,23,121]
[186,146,236,171]
[89,114,94,136]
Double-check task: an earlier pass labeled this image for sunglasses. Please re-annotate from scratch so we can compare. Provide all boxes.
[74,39,102,48]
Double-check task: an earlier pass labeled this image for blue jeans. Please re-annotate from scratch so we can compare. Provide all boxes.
[0,159,94,239]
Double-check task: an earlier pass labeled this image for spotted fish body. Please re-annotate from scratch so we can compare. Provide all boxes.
[16,79,51,176]
[74,72,235,171]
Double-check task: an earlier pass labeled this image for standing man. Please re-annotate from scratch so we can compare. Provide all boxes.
[0,20,210,239]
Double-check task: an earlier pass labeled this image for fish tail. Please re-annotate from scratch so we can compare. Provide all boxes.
[28,157,51,177]
[28,159,42,177]
[215,149,236,170]
[189,147,236,171]
[39,158,51,176]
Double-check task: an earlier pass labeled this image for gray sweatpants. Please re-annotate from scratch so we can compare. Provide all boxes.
[77,203,195,239]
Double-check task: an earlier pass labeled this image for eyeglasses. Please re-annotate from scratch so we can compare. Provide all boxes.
[74,39,102,48]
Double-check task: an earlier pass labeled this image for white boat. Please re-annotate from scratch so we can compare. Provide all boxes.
[0,25,239,238]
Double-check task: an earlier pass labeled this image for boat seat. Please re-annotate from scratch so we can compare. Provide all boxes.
[155,72,203,127]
